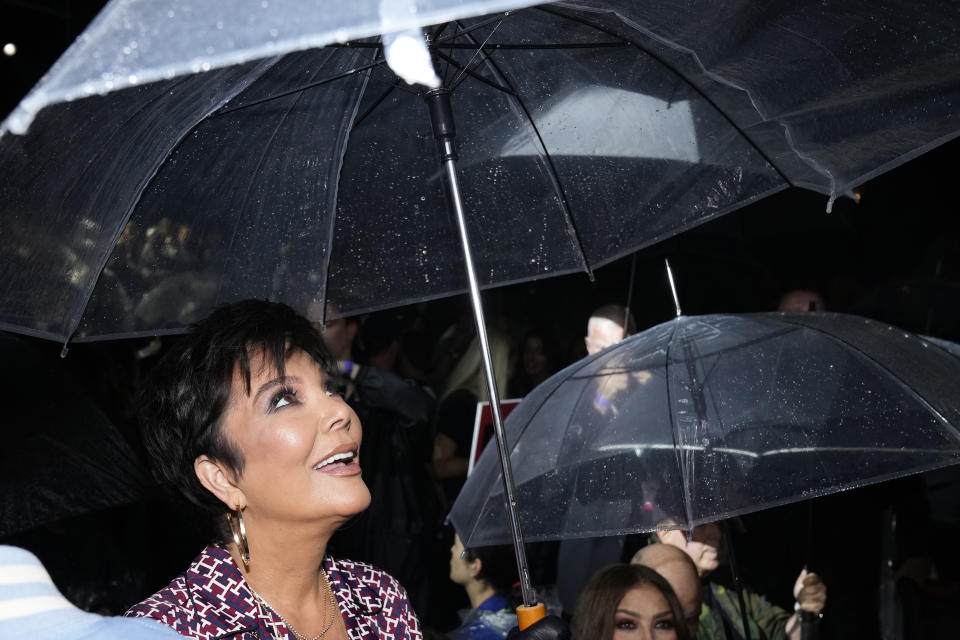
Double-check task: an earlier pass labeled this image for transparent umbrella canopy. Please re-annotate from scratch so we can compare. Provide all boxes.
[1,0,543,135]
[449,312,960,546]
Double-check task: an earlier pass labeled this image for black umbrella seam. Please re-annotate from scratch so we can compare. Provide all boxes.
[320,47,381,325]
[451,21,593,279]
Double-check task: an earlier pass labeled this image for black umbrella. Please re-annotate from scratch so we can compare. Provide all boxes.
[2,1,960,342]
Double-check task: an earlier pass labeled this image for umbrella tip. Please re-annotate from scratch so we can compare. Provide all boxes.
[664,258,682,317]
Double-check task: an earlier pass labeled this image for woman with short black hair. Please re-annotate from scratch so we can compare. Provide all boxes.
[125,299,421,640]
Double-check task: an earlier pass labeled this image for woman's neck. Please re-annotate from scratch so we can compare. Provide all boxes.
[229,517,335,609]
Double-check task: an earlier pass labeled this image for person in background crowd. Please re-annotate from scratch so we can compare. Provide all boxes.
[655,520,826,640]
[126,300,421,639]
[447,534,518,640]
[631,544,703,638]
[776,289,826,312]
[571,563,690,640]
[313,304,435,429]
[556,303,639,613]
[509,328,561,398]
[428,327,511,630]
[432,329,511,507]
[585,304,637,356]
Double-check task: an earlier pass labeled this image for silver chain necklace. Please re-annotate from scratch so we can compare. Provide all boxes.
[248,571,339,640]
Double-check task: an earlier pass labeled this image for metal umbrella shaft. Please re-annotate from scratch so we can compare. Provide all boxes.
[426,89,538,610]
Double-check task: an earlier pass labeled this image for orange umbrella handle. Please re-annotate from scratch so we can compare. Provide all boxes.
[516,602,546,630]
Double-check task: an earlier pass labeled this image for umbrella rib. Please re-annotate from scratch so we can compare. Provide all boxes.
[319,48,379,322]
[330,40,629,50]
[350,46,405,129]
[435,12,512,44]
[533,4,793,188]
[451,30,593,279]
[352,78,403,128]
[58,63,282,348]
[664,317,696,529]
[450,18,506,88]
[215,59,389,116]
[434,50,515,95]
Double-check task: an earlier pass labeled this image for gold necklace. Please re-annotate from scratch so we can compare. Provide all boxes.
[248,571,339,640]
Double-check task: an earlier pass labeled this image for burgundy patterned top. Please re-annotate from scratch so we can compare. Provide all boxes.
[125,545,422,640]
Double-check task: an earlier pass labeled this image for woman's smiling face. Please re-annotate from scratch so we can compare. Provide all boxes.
[213,347,370,526]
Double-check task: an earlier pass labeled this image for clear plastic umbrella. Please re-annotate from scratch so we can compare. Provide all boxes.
[449,312,960,546]
[1,0,542,135]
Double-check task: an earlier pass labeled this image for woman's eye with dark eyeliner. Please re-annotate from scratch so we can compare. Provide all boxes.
[654,619,676,630]
[615,619,636,630]
[270,387,298,411]
[324,380,342,398]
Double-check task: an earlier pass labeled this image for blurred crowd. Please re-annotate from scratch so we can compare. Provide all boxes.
[2,276,959,640]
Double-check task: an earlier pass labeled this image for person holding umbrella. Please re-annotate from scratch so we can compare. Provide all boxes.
[655,522,826,640]
[125,300,421,639]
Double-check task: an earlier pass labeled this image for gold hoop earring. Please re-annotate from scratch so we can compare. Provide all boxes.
[226,505,250,569]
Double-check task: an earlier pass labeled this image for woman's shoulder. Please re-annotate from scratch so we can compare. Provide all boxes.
[125,571,194,630]
[326,556,421,636]
[125,545,256,639]
[326,555,409,596]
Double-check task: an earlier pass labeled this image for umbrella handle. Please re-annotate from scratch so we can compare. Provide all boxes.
[517,603,546,630]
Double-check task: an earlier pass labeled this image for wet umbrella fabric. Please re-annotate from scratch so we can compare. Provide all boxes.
[449,312,960,546]
[1,1,960,342]
[0,333,150,537]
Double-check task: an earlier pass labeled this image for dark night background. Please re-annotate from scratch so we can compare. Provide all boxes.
[2,1,958,638]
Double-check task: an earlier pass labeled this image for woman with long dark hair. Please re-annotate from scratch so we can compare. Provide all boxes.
[571,564,689,640]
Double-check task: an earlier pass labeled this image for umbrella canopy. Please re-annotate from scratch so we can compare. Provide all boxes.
[0,333,150,537]
[2,0,959,343]
[1,0,544,135]
[449,312,960,546]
